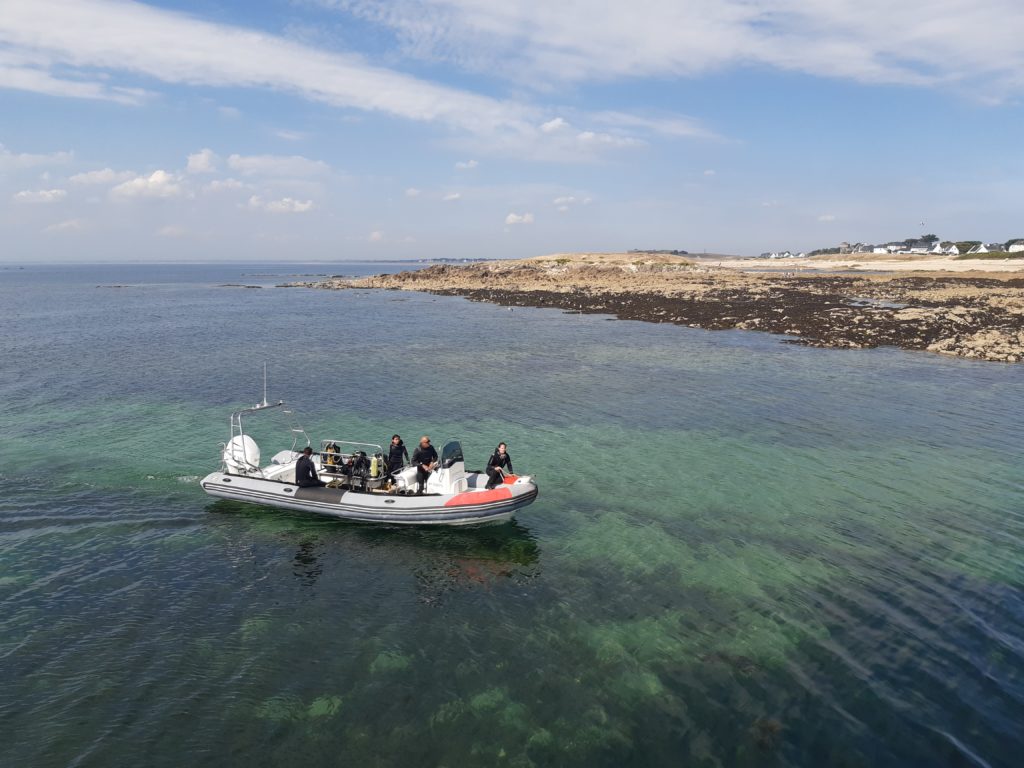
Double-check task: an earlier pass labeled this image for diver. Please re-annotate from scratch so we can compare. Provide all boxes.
[387,434,409,475]
[485,442,513,489]
[412,435,438,494]
[295,446,326,488]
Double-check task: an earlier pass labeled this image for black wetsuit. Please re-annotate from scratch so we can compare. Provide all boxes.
[412,444,438,493]
[486,450,513,489]
[295,454,325,488]
[387,440,410,474]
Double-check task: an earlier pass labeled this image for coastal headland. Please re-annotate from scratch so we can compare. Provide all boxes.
[283,252,1024,363]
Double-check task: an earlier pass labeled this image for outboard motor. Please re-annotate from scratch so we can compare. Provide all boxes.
[223,434,261,475]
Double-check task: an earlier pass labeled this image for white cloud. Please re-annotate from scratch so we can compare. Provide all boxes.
[274,129,306,141]
[69,168,134,184]
[577,130,641,148]
[44,217,84,232]
[442,192,461,201]
[247,195,314,213]
[505,211,534,225]
[591,111,714,139]
[0,0,535,135]
[540,117,568,133]
[203,178,246,194]
[186,148,217,174]
[703,169,716,176]
[368,230,384,242]
[227,153,329,177]
[0,49,151,105]
[552,194,591,211]
[818,214,837,222]
[455,159,478,169]
[405,187,421,197]
[110,170,183,199]
[157,225,186,237]
[12,188,67,203]
[0,143,73,170]
[333,0,1024,99]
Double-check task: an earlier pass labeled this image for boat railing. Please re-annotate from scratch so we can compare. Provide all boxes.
[319,440,384,471]
[223,400,310,476]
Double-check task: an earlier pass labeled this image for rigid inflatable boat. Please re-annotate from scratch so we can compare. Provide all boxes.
[200,398,538,526]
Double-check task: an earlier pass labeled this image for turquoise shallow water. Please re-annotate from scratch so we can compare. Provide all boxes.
[1,263,1022,767]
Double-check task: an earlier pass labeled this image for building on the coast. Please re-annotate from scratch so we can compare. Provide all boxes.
[1009,241,1024,253]
[930,242,946,254]
[945,245,961,255]
[966,243,990,255]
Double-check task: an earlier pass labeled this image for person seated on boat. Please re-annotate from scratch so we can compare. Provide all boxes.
[295,446,326,488]
[486,443,513,489]
[387,434,409,475]
[412,435,438,495]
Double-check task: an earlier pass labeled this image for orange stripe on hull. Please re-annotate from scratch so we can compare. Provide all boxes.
[444,487,513,507]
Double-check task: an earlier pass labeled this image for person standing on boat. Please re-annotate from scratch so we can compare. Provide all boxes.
[412,436,438,494]
[486,443,513,489]
[387,434,409,475]
[295,446,326,488]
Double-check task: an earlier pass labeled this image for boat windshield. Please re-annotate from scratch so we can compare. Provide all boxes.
[440,440,464,468]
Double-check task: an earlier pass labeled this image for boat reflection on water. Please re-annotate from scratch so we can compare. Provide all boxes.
[207,499,541,599]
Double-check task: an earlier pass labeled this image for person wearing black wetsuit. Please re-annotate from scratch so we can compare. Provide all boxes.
[387,435,410,475]
[295,446,326,488]
[412,436,438,494]
[486,443,513,489]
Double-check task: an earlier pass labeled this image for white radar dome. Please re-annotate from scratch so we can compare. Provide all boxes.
[223,434,261,474]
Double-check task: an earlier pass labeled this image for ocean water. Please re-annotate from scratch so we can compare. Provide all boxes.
[1,263,1022,767]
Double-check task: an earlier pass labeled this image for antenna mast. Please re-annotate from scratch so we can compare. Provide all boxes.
[262,362,268,407]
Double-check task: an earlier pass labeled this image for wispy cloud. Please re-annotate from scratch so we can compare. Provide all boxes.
[13,188,67,203]
[0,0,532,134]
[331,0,1024,99]
[70,168,134,184]
[0,1,714,160]
[227,154,330,177]
[203,178,246,194]
[247,195,314,213]
[44,217,85,232]
[0,143,72,170]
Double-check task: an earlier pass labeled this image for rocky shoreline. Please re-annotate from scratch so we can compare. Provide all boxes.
[282,254,1024,363]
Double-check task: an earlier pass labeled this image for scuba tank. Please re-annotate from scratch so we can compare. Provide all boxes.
[370,455,380,478]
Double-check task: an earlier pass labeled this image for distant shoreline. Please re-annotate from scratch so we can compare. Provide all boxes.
[282,252,1024,363]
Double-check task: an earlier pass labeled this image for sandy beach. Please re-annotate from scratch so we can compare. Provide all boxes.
[284,252,1024,363]
[710,252,1024,273]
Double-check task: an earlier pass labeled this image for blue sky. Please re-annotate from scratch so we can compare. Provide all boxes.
[1,0,1022,261]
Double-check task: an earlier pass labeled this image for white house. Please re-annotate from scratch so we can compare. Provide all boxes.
[930,242,946,254]
[873,247,888,254]
[1010,242,1024,253]
[966,243,989,255]
[945,245,960,255]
